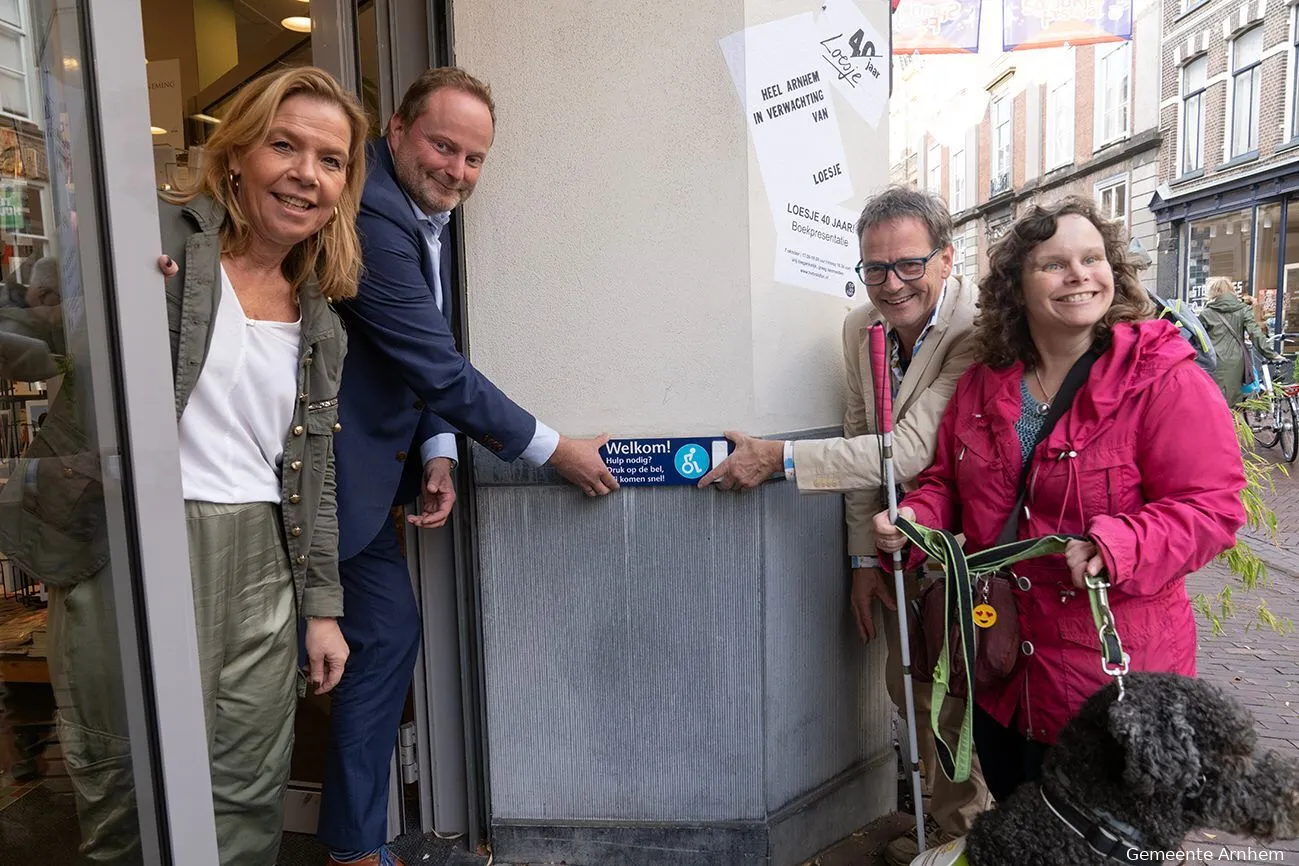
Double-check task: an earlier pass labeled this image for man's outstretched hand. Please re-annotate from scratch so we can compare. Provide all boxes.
[549,434,619,497]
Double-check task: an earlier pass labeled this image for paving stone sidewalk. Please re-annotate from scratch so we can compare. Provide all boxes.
[1181,451,1299,862]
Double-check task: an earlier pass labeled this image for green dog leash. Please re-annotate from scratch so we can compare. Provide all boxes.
[892,516,1129,784]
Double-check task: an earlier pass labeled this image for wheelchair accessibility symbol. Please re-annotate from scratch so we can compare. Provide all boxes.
[674,444,709,479]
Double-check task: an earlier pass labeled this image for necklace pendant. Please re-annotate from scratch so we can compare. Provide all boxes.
[1038,402,1050,415]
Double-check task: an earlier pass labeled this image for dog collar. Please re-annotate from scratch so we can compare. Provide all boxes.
[1040,783,1158,863]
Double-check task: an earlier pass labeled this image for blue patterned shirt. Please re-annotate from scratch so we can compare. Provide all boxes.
[886,282,947,397]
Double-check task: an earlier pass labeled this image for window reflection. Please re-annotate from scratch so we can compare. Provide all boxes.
[1,0,153,863]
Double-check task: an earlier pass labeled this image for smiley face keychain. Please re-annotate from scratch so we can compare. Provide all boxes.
[972,603,998,628]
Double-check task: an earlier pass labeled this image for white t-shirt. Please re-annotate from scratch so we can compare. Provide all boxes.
[178,265,302,503]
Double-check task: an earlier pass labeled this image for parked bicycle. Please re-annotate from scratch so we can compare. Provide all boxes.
[1243,350,1298,464]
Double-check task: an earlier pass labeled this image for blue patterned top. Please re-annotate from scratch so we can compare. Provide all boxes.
[1016,377,1047,466]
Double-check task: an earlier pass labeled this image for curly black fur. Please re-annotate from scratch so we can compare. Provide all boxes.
[964,673,1299,865]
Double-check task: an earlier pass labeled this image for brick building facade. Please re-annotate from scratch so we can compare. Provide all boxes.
[888,0,1163,291]
[1149,0,1299,347]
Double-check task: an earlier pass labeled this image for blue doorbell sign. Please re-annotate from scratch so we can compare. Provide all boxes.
[600,437,734,486]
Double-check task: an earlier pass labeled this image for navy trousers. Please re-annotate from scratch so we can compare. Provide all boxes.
[317,522,421,851]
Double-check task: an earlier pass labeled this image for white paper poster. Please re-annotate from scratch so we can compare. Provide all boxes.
[815,0,890,128]
[773,196,861,298]
[719,13,854,204]
[147,59,184,150]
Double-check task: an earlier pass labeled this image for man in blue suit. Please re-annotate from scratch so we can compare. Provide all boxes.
[320,68,618,866]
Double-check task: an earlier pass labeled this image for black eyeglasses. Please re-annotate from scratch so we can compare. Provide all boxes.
[855,248,941,287]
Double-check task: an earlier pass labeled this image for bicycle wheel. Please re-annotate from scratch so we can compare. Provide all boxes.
[1280,396,1298,463]
[1247,403,1279,449]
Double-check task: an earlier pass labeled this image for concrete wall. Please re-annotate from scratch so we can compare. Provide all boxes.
[454,0,886,438]
[453,1,893,863]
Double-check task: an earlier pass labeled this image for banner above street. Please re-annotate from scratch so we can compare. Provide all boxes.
[892,0,982,54]
[1002,0,1132,50]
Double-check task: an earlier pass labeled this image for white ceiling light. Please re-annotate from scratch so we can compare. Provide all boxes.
[191,113,222,124]
[150,126,167,135]
[281,16,312,32]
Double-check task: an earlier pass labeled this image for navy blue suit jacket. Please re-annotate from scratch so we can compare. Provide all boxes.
[334,140,536,559]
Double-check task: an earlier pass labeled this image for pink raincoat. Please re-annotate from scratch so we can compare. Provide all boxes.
[900,320,1245,743]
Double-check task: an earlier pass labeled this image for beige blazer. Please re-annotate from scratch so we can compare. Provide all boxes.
[792,275,978,557]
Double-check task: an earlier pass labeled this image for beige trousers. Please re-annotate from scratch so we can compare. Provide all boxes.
[47,501,298,866]
[881,569,993,835]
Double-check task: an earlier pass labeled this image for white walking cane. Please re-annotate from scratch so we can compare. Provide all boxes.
[867,322,926,852]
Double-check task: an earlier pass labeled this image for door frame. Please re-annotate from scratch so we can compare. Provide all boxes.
[80,1,221,862]
[311,0,495,852]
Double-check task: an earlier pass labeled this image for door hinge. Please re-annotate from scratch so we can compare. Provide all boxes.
[399,721,419,784]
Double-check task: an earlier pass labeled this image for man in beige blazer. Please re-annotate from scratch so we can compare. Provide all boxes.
[701,186,989,863]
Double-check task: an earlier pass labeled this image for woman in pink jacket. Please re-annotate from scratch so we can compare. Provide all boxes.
[874,197,1245,802]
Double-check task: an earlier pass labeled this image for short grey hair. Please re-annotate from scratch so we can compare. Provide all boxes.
[855,185,954,250]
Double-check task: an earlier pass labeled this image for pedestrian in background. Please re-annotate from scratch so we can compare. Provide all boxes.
[1201,276,1281,406]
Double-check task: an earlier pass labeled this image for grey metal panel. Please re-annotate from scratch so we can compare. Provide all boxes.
[414,523,472,834]
[767,755,895,866]
[85,1,220,861]
[385,0,434,109]
[759,485,884,811]
[311,0,359,94]
[406,522,436,834]
[479,487,764,821]
[490,821,768,866]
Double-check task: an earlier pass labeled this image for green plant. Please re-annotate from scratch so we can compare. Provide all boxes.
[1193,401,1292,636]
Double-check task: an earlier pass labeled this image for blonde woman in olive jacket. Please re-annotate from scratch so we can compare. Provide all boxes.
[156,67,368,866]
[41,67,368,866]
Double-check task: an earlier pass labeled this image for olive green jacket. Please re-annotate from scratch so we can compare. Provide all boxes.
[159,195,347,619]
[1201,293,1279,408]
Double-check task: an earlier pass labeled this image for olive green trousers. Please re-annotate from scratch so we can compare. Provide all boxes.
[48,500,298,866]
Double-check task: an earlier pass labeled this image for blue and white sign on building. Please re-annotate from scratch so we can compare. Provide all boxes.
[601,438,734,486]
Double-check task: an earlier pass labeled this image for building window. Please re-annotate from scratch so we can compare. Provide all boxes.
[1230,27,1262,158]
[1045,63,1074,170]
[1096,176,1128,229]
[1184,208,1253,307]
[952,235,966,277]
[1181,57,1207,174]
[1283,197,1299,350]
[927,141,942,195]
[1094,42,1130,148]
[950,146,966,212]
[1253,202,1282,341]
[991,94,1012,196]
[0,1,27,119]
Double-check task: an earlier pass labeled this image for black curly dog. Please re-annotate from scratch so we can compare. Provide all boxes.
[964,672,1299,864]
